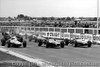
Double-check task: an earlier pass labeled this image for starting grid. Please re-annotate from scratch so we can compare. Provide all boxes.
[0,26,100,43]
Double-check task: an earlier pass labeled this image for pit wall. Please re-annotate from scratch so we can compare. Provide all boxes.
[0,26,100,43]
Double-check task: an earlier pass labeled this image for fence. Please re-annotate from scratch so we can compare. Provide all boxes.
[1,26,100,43]
[0,26,99,34]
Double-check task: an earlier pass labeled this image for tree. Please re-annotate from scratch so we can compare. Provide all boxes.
[71,17,75,21]
[50,17,55,20]
[8,16,12,21]
[17,14,24,19]
[66,17,71,21]
[24,16,29,20]
[41,17,47,21]
[93,17,97,21]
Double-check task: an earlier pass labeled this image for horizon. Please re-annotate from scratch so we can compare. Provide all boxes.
[0,0,99,17]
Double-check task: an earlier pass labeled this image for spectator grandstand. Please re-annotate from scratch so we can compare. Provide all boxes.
[0,20,99,28]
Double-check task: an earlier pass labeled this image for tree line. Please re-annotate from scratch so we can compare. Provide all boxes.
[0,14,100,21]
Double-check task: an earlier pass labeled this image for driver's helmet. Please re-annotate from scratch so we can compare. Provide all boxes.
[5,31,10,35]
[2,32,5,36]
[16,34,21,38]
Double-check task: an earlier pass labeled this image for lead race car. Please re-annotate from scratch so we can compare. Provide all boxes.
[37,32,67,48]
[45,38,65,48]
[1,32,27,48]
[38,36,65,48]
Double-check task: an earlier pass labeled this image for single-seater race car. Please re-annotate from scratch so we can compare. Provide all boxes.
[72,34,92,47]
[28,33,46,43]
[93,34,100,45]
[1,32,27,48]
[28,34,38,42]
[38,37,65,48]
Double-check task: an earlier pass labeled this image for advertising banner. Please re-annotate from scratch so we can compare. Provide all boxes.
[70,33,80,40]
[60,33,70,39]
[46,32,60,38]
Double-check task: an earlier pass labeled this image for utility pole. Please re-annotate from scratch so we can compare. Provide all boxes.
[97,0,99,34]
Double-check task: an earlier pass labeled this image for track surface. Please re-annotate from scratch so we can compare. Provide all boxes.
[0,34,100,67]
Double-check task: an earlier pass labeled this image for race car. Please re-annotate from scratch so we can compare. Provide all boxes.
[28,34,46,43]
[72,34,92,47]
[38,38,65,48]
[28,34,38,42]
[73,39,92,47]
[1,32,11,46]
[1,32,27,48]
[92,34,100,45]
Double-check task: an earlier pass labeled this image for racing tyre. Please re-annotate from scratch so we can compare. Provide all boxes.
[1,38,5,46]
[74,41,78,47]
[38,40,42,46]
[7,42,11,48]
[87,41,92,47]
[23,41,27,48]
[46,42,49,48]
[64,39,69,46]
[60,41,64,48]
[34,38,38,42]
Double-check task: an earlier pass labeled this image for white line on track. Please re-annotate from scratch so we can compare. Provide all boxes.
[0,47,56,67]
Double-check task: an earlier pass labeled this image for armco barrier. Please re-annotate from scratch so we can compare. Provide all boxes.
[70,33,80,40]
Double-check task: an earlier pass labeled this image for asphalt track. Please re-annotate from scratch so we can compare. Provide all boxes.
[0,34,100,67]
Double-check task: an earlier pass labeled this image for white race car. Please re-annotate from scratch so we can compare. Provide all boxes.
[46,38,65,48]
[38,38,65,48]
[1,36,27,48]
[73,39,92,47]
[73,34,92,47]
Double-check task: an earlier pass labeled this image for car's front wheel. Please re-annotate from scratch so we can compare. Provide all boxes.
[1,38,6,46]
[74,41,78,47]
[64,39,69,46]
[23,41,27,48]
[60,41,64,48]
[46,42,50,48]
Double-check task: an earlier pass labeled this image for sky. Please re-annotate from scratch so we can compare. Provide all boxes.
[0,0,99,17]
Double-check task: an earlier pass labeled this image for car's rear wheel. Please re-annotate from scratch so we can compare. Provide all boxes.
[38,40,42,46]
[1,38,6,46]
[87,41,92,47]
[7,42,11,48]
[74,41,78,47]
[23,41,27,48]
[60,41,64,48]
[64,39,69,46]
[46,42,49,48]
